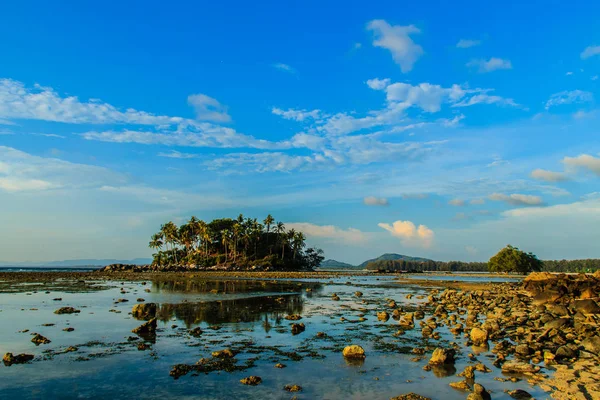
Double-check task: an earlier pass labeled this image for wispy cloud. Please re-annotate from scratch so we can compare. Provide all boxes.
[488,192,544,206]
[581,45,600,60]
[466,57,512,73]
[367,20,423,73]
[545,90,593,110]
[285,222,368,244]
[530,168,569,182]
[456,39,481,48]
[363,196,389,206]
[448,198,466,206]
[271,107,322,122]
[157,150,198,159]
[187,93,231,123]
[563,154,600,176]
[273,63,296,73]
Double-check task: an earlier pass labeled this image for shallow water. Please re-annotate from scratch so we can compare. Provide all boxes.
[0,275,548,399]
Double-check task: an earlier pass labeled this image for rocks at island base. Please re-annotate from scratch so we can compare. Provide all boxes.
[428,348,456,365]
[31,333,51,345]
[343,345,366,359]
[131,318,157,337]
[470,327,488,346]
[240,376,262,386]
[390,394,431,400]
[377,311,390,322]
[54,307,80,315]
[131,303,157,320]
[466,383,492,400]
[291,323,305,335]
[284,384,302,392]
[212,349,236,359]
[3,353,34,366]
[507,389,533,400]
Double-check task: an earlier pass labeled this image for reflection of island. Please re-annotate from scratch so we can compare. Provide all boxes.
[151,279,323,296]
[155,294,304,328]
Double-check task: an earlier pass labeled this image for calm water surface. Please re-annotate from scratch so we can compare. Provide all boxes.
[0,275,548,399]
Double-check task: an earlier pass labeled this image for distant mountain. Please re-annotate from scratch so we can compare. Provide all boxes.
[0,258,152,267]
[358,253,432,269]
[320,259,357,269]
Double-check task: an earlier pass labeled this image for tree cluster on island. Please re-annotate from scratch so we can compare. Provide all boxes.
[148,214,324,270]
[365,245,598,274]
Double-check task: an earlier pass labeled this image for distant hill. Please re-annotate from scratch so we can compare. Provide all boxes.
[0,258,152,267]
[358,253,432,269]
[320,259,357,269]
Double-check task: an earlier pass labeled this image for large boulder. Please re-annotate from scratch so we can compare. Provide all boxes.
[581,335,600,355]
[470,327,488,345]
[343,345,366,359]
[573,299,600,315]
[428,348,456,365]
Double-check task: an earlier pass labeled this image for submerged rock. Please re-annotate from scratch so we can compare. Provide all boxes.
[284,314,302,321]
[240,376,262,385]
[390,394,431,400]
[132,318,157,337]
[54,307,80,315]
[3,353,34,366]
[507,389,533,399]
[31,333,51,345]
[377,311,390,322]
[189,327,203,337]
[343,345,366,359]
[212,349,236,359]
[291,323,305,335]
[284,384,302,392]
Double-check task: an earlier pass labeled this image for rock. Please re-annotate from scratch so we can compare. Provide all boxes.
[555,345,576,360]
[449,380,471,391]
[62,327,74,332]
[274,363,286,368]
[501,360,540,374]
[316,332,325,338]
[467,383,491,400]
[291,323,305,335]
[132,318,157,336]
[212,349,236,359]
[189,327,203,337]
[355,291,363,297]
[470,327,488,345]
[377,311,390,322]
[458,365,475,379]
[31,333,51,345]
[515,343,531,356]
[474,363,491,373]
[137,343,150,351]
[284,314,302,321]
[343,345,366,359]
[507,389,533,399]
[390,394,431,400]
[54,307,80,314]
[332,294,340,301]
[544,317,570,329]
[284,384,302,392]
[131,303,157,320]
[573,299,600,314]
[581,335,600,355]
[3,353,34,366]
[240,376,262,385]
[428,348,455,365]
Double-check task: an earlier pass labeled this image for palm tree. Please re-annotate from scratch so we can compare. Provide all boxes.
[263,214,274,252]
[161,222,179,265]
[221,229,230,261]
[275,222,285,259]
[149,233,164,264]
[292,232,306,260]
[232,222,242,262]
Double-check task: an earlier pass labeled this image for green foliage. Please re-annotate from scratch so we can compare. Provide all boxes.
[148,214,322,271]
[365,259,487,272]
[488,245,543,273]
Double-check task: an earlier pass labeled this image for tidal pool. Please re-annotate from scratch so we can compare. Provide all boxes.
[0,275,548,399]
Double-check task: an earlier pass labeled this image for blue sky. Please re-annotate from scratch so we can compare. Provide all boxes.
[1,1,600,263]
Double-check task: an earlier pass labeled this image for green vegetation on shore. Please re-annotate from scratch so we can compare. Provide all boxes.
[149,214,324,270]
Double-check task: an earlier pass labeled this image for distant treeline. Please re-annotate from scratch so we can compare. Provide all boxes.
[366,258,600,273]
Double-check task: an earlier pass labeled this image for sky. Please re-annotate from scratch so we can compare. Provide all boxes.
[1,0,600,264]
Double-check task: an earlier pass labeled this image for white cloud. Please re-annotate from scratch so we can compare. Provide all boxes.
[364,196,389,206]
[378,220,434,248]
[271,107,321,122]
[545,90,593,110]
[367,20,423,73]
[366,78,391,90]
[448,198,466,206]
[530,168,569,182]
[36,133,66,139]
[563,154,600,176]
[187,94,231,123]
[466,57,512,73]
[157,150,198,159]
[0,79,183,125]
[273,63,296,73]
[0,118,16,125]
[285,222,367,244]
[470,198,485,205]
[488,192,544,206]
[452,94,519,108]
[0,146,126,193]
[581,45,600,60]
[456,39,481,48]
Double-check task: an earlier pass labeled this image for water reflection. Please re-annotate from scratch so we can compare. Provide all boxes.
[154,294,304,328]
[151,279,322,295]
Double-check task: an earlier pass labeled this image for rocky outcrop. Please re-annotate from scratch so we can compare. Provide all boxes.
[343,345,366,359]
[3,353,34,366]
[54,307,80,314]
[131,303,157,320]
